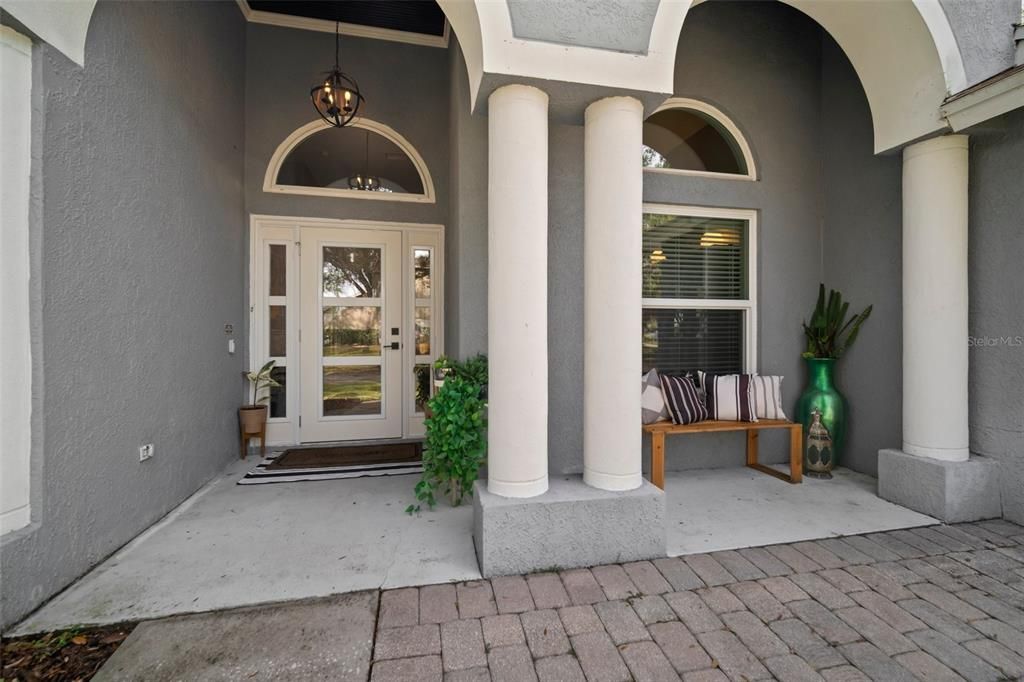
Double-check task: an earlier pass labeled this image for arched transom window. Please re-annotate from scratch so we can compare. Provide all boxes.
[643,98,756,180]
[264,118,436,203]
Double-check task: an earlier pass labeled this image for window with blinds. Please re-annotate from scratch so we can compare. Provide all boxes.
[641,208,756,376]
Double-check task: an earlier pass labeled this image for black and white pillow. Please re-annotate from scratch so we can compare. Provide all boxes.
[660,374,709,425]
[750,375,787,420]
[698,371,758,422]
[641,369,669,424]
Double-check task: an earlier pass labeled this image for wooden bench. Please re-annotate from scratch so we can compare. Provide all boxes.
[643,419,803,489]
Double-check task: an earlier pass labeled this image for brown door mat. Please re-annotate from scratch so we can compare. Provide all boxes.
[266,441,422,470]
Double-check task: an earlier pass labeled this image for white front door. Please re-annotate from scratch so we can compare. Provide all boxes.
[299,227,404,442]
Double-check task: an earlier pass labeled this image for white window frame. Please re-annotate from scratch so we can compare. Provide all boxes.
[1,26,34,536]
[641,203,758,374]
[642,98,758,182]
[405,235,442,437]
[249,215,444,445]
[263,118,437,204]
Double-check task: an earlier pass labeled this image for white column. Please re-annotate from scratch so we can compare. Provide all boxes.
[486,84,549,497]
[902,134,970,462]
[583,96,644,491]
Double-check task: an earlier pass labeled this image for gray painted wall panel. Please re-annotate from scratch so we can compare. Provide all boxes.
[820,39,903,479]
[639,1,828,473]
[967,108,1024,524]
[244,23,450,227]
[1,0,246,629]
[548,124,586,473]
[446,39,488,360]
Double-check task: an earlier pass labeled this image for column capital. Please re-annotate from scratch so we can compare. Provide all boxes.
[488,83,549,107]
[584,95,644,120]
[903,134,969,160]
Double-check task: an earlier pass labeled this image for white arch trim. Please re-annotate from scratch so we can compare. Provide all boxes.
[0,0,96,66]
[645,98,758,181]
[912,0,968,94]
[263,118,436,204]
[652,0,960,152]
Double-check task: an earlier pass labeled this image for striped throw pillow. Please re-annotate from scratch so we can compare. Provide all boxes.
[698,372,758,422]
[660,374,709,425]
[750,375,787,420]
[641,369,669,424]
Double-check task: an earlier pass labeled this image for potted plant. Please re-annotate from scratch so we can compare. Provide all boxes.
[408,355,488,512]
[796,284,872,478]
[240,360,280,438]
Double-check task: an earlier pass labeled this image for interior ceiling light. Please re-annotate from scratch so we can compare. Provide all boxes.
[310,20,365,128]
[700,230,741,248]
[349,129,383,192]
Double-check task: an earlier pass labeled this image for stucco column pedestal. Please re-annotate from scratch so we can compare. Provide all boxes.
[878,135,1001,522]
[474,93,665,577]
[485,84,549,499]
[473,478,665,577]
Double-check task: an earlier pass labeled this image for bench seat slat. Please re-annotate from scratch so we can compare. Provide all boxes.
[643,419,794,434]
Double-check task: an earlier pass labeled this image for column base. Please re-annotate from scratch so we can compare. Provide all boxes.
[473,476,665,576]
[878,448,1002,523]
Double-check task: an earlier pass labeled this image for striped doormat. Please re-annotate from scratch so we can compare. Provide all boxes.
[238,441,423,485]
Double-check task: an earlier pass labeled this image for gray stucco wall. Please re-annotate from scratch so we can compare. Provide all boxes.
[244,23,449,227]
[446,39,487,360]
[820,39,903,479]
[940,0,1019,87]
[1,0,246,629]
[444,1,898,476]
[638,1,827,474]
[967,107,1024,524]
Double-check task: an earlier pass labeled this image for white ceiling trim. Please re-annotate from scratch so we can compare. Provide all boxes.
[234,0,449,49]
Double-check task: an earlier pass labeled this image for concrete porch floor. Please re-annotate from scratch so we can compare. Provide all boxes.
[12,462,935,635]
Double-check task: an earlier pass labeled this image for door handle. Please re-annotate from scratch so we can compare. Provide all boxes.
[389,342,400,350]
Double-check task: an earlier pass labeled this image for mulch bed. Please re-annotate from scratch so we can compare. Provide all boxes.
[2,624,135,681]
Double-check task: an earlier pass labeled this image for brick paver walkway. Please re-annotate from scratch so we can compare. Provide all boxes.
[370,521,1024,681]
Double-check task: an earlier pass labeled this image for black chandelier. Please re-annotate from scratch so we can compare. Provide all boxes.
[310,21,365,128]
[349,129,382,192]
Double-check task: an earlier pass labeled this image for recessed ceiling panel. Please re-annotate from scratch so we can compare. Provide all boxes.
[247,1,446,37]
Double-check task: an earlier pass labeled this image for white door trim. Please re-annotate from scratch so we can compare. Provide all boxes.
[248,215,444,446]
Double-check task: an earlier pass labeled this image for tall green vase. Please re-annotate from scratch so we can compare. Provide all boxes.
[795,358,846,479]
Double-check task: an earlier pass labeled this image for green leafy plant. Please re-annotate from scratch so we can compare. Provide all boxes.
[801,284,873,359]
[407,355,488,513]
[244,360,281,406]
[433,354,488,387]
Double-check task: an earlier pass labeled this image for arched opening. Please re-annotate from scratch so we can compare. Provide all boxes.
[643,98,756,179]
[651,0,962,153]
[263,118,436,203]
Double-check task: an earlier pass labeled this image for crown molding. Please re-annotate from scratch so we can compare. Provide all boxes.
[234,0,449,49]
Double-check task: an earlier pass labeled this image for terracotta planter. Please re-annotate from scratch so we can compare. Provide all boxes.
[239,405,268,435]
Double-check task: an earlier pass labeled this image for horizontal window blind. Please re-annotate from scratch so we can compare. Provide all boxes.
[642,213,748,300]
[642,308,744,376]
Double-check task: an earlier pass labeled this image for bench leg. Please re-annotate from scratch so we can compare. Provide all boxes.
[652,431,665,490]
[746,429,759,467]
[745,427,802,484]
[789,424,803,483]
